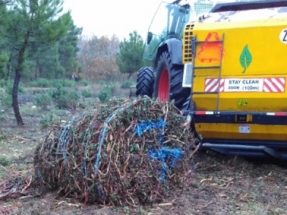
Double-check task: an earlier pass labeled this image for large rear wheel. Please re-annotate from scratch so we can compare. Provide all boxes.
[181,95,191,115]
[136,66,154,98]
[154,51,190,109]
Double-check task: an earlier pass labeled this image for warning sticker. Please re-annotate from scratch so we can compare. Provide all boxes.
[204,77,286,93]
[224,78,263,92]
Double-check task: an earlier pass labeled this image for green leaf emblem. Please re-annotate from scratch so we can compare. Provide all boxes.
[240,45,252,73]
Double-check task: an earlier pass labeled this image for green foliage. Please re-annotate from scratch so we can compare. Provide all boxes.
[0,3,10,74]
[0,156,10,166]
[50,86,79,109]
[78,79,91,86]
[98,86,114,102]
[98,80,105,85]
[31,19,82,80]
[4,80,26,95]
[52,79,76,88]
[121,80,134,89]
[0,80,25,107]
[29,78,50,87]
[55,79,76,88]
[0,79,5,88]
[0,134,7,141]
[39,112,55,129]
[0,53,8,79]
[78,102,86,109]
[35,92,53,110]
[1,95,12,107]
[58,24,82,78]
[116,31,144,78]
[32,45,64,80]
[108,84,115,94]
[29,78,76,88]
[51,81,63,89]
[0,112,5,122]
[21,60,37,81]
[2,0,78,124]
[81,90,92,98]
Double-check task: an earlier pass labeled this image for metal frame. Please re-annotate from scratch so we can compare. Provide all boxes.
[189,33,225,114]
[200,140,287,160]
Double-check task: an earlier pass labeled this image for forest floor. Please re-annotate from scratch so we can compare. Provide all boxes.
[0,85,287,215]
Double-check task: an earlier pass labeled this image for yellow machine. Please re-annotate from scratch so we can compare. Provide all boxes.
[136,0,287,159]
[181,0,287,159]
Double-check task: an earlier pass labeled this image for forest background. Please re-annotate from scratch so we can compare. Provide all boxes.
[0,0,151,125]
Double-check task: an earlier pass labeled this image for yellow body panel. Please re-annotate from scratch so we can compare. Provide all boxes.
[182,15,287,142]
[183,17,287,111]
[193,76,287,111]
[192,18,287,75]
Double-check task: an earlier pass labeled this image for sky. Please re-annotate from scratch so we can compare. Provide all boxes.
[63,0,165,41]
[62,0,238,41]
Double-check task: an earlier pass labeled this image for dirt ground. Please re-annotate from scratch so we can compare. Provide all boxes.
[1,92,287,215]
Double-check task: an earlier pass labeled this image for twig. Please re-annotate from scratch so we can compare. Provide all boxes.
[0,165,9,173]
[200,176,213,184]
[189,142,201,159]
[20,175,33,193]
[158,202,173,207]
[0,191,11,200]
[55,201,81,208]
[200,201,213,208]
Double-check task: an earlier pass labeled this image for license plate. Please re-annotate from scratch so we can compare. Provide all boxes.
[239,125,250,133]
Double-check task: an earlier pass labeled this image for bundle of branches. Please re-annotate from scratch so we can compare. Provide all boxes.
[34,97,195,206]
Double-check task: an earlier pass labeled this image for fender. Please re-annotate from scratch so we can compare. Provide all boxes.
[155,38,183,66]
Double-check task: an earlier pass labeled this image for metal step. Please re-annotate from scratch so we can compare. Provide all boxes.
[194,66,221,69]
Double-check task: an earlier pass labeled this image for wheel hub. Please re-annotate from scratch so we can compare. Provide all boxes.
[158,68,169,102]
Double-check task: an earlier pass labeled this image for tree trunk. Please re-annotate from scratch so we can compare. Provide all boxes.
[6,54,12,80]
[12,32,29,125]
[128,72,132,79]
[35,58,41,79]
[12,70,23,125]
[35,59,38,79]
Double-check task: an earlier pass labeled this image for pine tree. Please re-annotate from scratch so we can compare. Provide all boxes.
[58,23,82,78]
[0,0,11,79]
[116,30,144,78]
[6,0,73,125]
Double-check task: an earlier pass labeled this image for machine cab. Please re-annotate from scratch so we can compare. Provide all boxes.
[142,1,193,62]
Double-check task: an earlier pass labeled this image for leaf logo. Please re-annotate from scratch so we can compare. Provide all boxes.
[240,45,252,73]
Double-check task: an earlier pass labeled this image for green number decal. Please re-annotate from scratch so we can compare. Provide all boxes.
[237,99,248,107]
